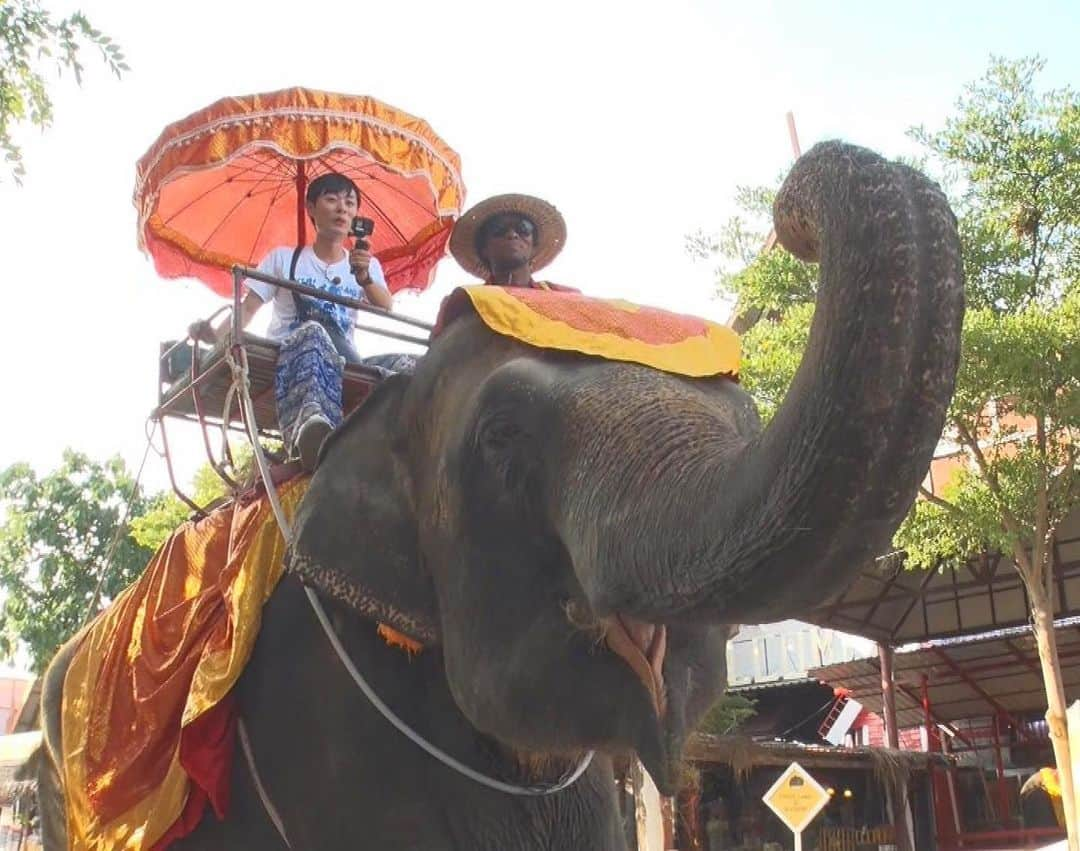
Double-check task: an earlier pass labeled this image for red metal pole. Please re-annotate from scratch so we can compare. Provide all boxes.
[296,161,307,246]
[897,682,974,748]
[922,674,939,752]
[924,674,959,849]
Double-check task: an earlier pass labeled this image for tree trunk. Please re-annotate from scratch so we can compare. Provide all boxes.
[1030,582,1079,851]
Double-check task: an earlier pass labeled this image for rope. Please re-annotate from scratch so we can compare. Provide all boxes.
[302,582,595,796]
[145,417,167,459]
[221,378,239,476]
[237,718,292,848]
[80,421,157,628]
[779,696,836,741]
[227,344,292,542]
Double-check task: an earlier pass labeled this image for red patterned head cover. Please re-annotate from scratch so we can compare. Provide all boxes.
[434,286,740,378]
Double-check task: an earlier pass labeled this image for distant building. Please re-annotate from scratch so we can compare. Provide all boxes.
[726,620,872,686]
[0,670,34,735]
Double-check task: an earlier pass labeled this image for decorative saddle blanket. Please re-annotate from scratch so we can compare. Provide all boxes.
[434,285,740,378]
[61,477,309,850]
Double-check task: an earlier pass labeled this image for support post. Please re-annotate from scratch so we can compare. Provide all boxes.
[924,673,959,847]
[879,641,914,851]
[991,713,1010,826]
[880,642,900,749]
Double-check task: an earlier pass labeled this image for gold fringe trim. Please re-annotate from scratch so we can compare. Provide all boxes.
[378,623,424,655]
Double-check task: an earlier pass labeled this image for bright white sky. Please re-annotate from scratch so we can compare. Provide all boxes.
[1,0,1077,494]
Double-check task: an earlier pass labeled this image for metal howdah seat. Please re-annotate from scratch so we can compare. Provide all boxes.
[156,331,387,439]
[152,266,432,512]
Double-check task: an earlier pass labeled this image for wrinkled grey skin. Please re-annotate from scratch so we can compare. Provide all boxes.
[36,142,963,850]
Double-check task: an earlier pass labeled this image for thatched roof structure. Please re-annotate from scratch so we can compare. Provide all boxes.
[685,733,951,801]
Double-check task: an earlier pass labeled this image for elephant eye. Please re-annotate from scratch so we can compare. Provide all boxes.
[474,415,540,497]
[480,418,523,451]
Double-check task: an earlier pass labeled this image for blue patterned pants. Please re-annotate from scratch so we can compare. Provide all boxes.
[275,322,345,453]
[274,322,419,452]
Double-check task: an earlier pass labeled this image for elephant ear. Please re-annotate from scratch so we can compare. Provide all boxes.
[286,374,439,645]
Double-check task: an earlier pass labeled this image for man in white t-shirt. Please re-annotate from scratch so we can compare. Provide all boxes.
[245,238,390,360]
[191,172,394,468]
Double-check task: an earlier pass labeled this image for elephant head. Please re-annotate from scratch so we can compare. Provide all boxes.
[287,141,964,793]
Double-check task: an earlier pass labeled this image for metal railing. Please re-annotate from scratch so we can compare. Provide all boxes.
[152,267,436,515]
[230,265,434,347]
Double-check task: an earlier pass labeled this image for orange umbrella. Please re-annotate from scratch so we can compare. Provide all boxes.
[134,87,465,295]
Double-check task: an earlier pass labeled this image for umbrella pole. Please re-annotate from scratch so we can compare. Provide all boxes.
[296,161,308,246]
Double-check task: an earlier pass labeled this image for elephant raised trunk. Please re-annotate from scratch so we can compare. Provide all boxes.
[555,141,964,626]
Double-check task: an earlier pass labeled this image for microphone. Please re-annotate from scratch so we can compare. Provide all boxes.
[331,276,342,285]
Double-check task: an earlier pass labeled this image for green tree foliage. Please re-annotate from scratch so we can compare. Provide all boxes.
[899,292,1079,569]
[693,55,1080,835]
[0,451,151,671]
[698,693,757,737]
[901,56,1080,837]
[1,0,128,183]
[129,464,229,552]
[687,181,816,424]
[897,57,1080,570]
[688,183,819,320]
[739,303,814,423]
[130,442,272,551]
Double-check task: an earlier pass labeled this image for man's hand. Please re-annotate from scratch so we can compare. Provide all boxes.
[349,246,373,284]
[188,319,218,345]
[187,291,265,345]
[349,247,392,309]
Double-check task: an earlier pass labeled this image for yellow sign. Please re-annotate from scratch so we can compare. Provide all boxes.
[762,762,830,834]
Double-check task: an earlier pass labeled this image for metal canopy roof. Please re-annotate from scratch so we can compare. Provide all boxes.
[804,509,1080,645]
[809,616,1080,731]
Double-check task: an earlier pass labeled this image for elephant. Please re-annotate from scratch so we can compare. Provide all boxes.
[36,141,963,850]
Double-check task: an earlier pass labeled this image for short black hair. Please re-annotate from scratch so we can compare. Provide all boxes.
[306,172,360,205]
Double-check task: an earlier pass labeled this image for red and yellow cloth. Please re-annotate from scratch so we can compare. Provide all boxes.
[61,478,309,850]
[435,286,740,378]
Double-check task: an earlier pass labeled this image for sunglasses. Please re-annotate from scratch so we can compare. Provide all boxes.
[482,215,536,241]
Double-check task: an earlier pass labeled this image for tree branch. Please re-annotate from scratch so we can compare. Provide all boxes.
[955,420,1004,494]
[955,420,1035,575]
[1034,414,1051,594]
[919,485,962,515]
[1049,439,1079,507]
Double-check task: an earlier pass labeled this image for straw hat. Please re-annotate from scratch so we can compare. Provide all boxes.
[449,194,566,279]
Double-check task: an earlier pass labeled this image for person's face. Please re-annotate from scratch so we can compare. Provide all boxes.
[479,214,536,270]
[307,189,359,240]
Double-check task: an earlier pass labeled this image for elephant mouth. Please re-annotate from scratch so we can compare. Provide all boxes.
[602,615,667,718]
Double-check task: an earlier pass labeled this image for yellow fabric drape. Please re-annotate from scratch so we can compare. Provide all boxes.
[449,286,740,378]
[62,478,308,850]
